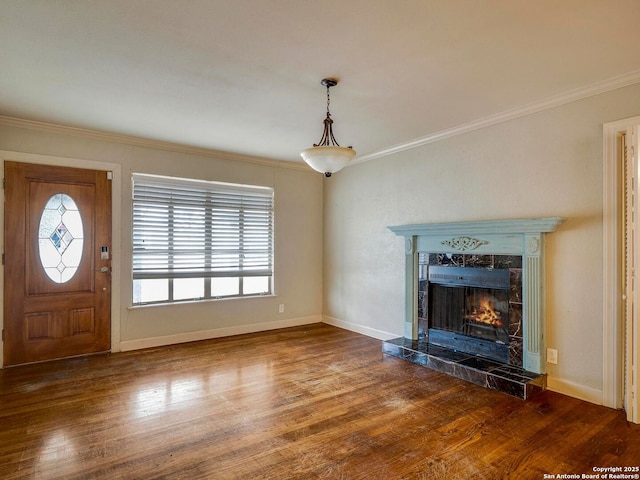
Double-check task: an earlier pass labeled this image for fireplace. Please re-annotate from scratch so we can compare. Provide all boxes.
[383,218,564,399]
[426,265,511,364]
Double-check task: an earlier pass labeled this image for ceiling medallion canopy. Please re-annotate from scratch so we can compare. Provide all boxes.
[300,78,356,177]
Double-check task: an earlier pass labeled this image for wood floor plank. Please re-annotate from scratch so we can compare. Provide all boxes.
[1,323,639,479]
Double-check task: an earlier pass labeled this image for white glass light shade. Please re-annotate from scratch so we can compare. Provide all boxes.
[300,146,357,176]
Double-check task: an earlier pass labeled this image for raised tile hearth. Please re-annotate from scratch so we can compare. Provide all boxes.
[382,337,545,399]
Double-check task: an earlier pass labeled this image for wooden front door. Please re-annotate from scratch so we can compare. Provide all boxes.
[3,162,112,366]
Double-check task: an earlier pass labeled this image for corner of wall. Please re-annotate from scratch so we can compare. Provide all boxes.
[322,315,399,341]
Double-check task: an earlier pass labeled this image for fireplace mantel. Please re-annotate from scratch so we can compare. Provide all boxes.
[388,217,564,374]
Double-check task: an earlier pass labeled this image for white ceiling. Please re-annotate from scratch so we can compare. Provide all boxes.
[2,0,640,165]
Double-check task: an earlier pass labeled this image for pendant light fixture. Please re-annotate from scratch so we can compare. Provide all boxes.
[300,78,356,177]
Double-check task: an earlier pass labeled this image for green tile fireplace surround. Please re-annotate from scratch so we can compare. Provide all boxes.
[386,218,565,397]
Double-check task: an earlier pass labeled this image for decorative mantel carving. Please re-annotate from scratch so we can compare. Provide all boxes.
[440,236,489,251]
[388,217,565,375]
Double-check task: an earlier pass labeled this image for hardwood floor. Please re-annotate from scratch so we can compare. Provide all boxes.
[1,323,639,479]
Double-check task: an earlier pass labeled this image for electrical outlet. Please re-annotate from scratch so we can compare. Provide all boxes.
[547,348,558,365]
[278,304,285,313]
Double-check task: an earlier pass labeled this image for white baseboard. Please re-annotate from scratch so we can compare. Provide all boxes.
[547,376,604,405]
[322,315,399,341]
[119,315,322,352]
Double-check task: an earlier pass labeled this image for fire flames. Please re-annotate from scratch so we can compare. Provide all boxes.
[467,298,503,327]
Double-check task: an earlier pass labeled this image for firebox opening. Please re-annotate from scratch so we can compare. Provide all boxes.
[427,265,511,364]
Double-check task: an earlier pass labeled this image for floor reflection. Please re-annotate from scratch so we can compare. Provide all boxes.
[130,362,274,419]
[132,377,204,418]
[37,429,77,466]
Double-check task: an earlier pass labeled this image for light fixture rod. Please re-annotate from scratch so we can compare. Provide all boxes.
[313,78,351,149]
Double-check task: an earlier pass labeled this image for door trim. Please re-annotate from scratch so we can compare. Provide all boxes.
[603,116,640,418]
[0,150,122,367]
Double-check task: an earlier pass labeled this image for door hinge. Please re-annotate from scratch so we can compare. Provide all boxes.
[1,253,4,265]
[2,178,5,189]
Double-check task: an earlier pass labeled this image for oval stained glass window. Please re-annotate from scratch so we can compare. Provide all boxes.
[38,193,84,283]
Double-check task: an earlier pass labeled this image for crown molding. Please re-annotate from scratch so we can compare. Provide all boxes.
[3,68,640,170]
[0,115,311,172]
[354,69,640,164]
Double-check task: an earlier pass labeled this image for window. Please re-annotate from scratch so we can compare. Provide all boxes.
[132,174,274,305]
[38,193,84,283]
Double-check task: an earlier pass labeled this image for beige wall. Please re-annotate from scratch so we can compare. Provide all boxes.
[0,124,323,353]
[323,83,640,402]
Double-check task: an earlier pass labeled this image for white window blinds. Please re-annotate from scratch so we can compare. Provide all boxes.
[132,174,274,281]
